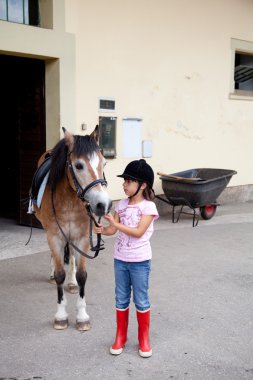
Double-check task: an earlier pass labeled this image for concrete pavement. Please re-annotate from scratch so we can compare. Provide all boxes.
[0,201,253,380]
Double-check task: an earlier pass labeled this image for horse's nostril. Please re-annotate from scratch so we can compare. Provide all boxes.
[96,203,105,214]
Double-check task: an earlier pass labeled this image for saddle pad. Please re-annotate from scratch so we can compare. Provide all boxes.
[30,156,52,200]
[36,171,50,208]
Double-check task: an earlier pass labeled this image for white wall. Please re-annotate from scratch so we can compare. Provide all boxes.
[65,0,253,200]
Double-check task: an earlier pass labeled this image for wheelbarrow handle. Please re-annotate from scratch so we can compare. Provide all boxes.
[157,172,203,181]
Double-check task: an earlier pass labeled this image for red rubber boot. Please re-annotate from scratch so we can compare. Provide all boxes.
[136,309,152,357]
[110,307,129,355]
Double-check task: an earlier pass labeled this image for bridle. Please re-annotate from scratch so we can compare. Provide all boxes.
[66,157,107,201]
[51,152,108,259]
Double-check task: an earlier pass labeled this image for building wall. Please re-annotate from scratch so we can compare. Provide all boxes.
[65,0,253,200]
[1,0,252,202]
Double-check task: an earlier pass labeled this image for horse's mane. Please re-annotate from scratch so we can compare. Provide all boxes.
[48,135,99,191]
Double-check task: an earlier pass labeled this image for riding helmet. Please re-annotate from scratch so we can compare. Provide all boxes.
[117,159,154,189]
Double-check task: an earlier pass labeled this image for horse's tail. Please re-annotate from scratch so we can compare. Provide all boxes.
[64,243,70,264]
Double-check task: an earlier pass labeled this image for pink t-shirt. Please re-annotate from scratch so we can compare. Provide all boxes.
[114,198,159,262]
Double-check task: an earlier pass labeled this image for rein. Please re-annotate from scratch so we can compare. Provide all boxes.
[51,156,107,259]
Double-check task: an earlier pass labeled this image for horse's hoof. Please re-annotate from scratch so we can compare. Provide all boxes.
[49,276,56,285]
[67,284,79,294]
[54,319,68,330]
[76,320,91,331]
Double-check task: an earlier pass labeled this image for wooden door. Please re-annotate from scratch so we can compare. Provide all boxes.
[0,55,46,226]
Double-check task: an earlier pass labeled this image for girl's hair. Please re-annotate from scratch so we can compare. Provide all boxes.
[143,185,155,201]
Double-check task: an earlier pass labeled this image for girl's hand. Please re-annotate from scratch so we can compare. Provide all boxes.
[94,212,119,236]
[104,213,116,227]
[93,223,104,234]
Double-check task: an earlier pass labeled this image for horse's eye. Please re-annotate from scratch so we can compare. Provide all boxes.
[75,162,83,170]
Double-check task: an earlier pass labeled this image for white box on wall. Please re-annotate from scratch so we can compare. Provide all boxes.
[122,118,142,158]
[142,140,152,158]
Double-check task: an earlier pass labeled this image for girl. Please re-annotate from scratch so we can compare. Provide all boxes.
[94,159,159,358]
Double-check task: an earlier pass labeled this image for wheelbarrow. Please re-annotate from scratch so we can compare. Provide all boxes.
[156,168,237,226]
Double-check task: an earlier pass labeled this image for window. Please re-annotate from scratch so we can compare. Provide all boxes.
[230,39,253,99]
[0,0,39,26]
[234,52,253,92]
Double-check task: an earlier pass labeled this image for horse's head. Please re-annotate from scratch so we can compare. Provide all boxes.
[65,126,112,216]
[49,126,112,217]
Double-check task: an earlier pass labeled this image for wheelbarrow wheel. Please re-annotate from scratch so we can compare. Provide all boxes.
[200,204,217,220]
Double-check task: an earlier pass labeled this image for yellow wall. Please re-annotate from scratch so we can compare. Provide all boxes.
[1,0,253,201]
[65,0,253,199]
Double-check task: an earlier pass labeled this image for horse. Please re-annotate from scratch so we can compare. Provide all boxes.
[32,126,112,331]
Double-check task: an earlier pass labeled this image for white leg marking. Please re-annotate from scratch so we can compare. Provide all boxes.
[55,294,68,321]
[67,255,77,285]
[50,256,55,278]
[76,296,90,322]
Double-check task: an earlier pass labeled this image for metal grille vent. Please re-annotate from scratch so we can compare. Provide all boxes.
[99,99,115,111]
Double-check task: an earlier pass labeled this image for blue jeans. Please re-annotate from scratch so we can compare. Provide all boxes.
[114,259,151,311]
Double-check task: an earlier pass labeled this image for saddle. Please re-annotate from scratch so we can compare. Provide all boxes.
[30,154,52,202]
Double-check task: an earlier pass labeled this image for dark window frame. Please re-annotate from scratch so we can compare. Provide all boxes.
[0,0,39,26]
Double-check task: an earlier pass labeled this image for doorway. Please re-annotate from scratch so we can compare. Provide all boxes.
[0,54,46,226]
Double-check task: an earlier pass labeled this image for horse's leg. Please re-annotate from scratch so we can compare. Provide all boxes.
[54,254,68,329]
[48,236,69,330]
[76,256,90,331]
[49,249,78,292]
[67,253,78,294]
[49,256,56,284]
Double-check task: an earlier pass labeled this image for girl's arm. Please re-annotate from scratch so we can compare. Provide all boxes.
[93,212,119,236]
[104,213,154,238]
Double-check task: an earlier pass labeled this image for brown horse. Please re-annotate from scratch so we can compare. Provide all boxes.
[33,126,112,331]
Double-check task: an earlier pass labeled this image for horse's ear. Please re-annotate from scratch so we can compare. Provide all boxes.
[62,127,74,152]
[90,125,100,144]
